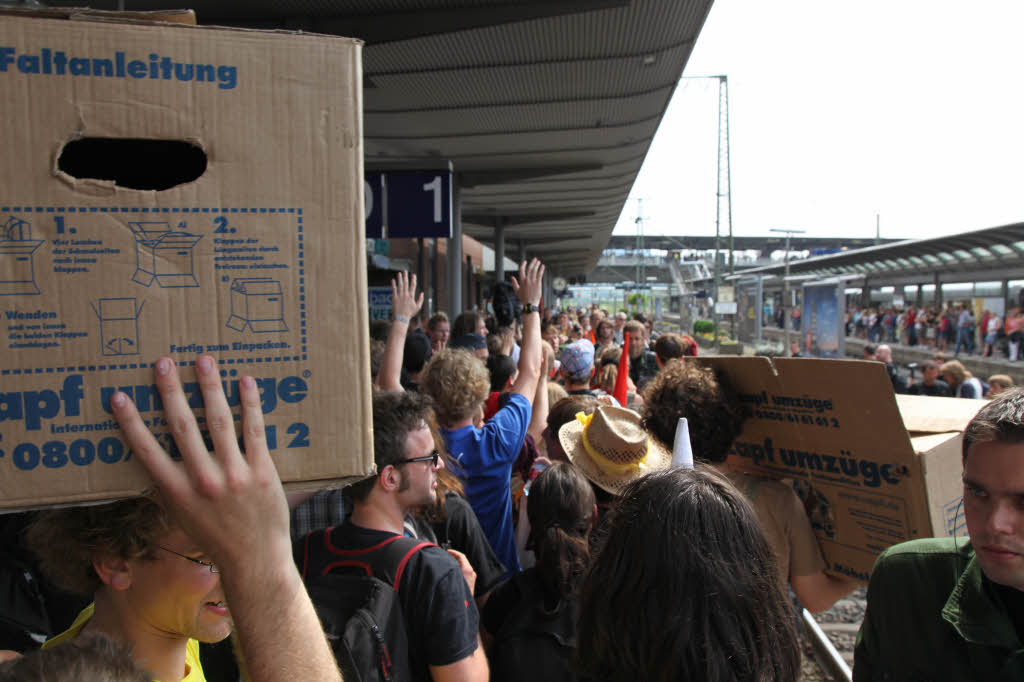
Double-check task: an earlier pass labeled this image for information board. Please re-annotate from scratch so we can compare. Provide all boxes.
[363,170,453,239]
[801,280,845,358]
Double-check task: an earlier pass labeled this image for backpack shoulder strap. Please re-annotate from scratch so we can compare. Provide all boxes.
[303,527,435,590]
[366,536,436,591]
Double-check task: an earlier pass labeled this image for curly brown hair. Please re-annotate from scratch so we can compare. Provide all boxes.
[27,497,170,596]
[641,362,746,463]
[420,348,491,425]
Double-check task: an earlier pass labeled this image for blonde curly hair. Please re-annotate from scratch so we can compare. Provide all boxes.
[421,348,491,425]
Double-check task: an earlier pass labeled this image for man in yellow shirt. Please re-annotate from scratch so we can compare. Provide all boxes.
[29,497,231,682]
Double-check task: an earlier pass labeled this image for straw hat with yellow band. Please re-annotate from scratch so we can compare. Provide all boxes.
[558,404,671,494]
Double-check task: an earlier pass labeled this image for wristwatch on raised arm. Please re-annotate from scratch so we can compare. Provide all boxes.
[521,303,538,314]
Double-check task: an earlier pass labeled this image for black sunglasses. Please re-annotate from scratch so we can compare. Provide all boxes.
[393,450,440,467]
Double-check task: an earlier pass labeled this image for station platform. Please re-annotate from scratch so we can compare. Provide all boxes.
[760,327,1024,385]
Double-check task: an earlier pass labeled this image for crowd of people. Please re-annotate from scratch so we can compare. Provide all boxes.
[864,343,1017,399]
[3,257,1023,681]
[843,303,1024,359]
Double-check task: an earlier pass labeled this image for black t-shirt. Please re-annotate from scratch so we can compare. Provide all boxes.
[885,363,908,394]
[325,521,480,681]
[407,492,508,598]
[482,568,579,682]
[628,350,659,391]
[907,379,952,397]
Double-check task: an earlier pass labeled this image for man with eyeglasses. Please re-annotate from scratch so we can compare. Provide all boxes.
[308,389,487,682]
[28,496,231,682]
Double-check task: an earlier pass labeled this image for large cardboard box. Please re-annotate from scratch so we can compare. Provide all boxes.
[701,357,983,581]
[0,12,373,509]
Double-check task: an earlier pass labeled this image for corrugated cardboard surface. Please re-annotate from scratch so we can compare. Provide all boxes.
[896,393,986,433]
[0,15,373,509]
[706,357,974,581]
[917,432,967,541]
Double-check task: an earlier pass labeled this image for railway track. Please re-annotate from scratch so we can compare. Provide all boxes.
[800,587,866,681]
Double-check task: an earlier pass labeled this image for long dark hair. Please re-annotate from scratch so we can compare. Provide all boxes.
[527,462,595,599]
[576,466,800,682]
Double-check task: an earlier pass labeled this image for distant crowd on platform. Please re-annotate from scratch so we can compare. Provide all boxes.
[769,299,1024,361]
[862,342,1015,400]
[844,302,1024,360]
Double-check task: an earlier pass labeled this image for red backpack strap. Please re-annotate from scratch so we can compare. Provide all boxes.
[392,542,434,591]
[304,527,436,588]
[362,535,436,591]
[300,527,332,582]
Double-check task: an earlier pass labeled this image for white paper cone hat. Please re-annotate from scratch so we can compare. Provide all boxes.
[672,417,694,469]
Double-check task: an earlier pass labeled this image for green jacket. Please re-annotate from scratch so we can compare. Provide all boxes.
[854,537,1024,681]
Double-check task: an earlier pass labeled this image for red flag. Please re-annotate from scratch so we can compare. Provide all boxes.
[612,331,630,405]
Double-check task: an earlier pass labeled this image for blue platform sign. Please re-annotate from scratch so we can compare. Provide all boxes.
[363,170,452,240]
[365,172,384,239]
[387,171,452,239]
[368,286,393,320]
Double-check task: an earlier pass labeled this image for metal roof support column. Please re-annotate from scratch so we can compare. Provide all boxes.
[430,238,440,315]
[495,218,506,282]
[518,239,527,264]
[447,182,463,315]
[417,238,428,312]
[934,272,941,308]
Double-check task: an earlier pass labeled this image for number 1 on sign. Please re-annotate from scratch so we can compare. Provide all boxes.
[422,176,442,223]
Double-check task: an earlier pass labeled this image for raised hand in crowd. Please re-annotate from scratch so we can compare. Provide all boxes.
[111,356,342,682]
[392,270,424,323]
[376,271,424,391]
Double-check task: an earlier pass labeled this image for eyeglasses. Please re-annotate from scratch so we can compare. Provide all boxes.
[393,450,440,467]
[159,546,219,573]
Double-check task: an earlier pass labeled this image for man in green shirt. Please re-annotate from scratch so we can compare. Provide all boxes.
[854,389,1024,680]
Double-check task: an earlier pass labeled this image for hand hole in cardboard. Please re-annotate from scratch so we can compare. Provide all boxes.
[57,137,207,191]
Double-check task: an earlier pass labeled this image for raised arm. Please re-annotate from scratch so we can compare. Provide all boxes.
[527,342,553,443]
[376,271,424,392]
[509,259,545,402]
[111,356,342,682]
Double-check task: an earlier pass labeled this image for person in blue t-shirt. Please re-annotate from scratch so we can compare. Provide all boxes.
[422,259,546,578]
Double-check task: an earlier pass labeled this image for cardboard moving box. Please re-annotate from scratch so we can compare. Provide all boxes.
[0,12,372,509]
[701,357,983,581]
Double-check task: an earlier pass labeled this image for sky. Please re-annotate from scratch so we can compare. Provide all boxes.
[612,1,1024,242]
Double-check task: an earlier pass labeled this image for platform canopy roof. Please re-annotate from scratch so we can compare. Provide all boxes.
[42,0,715,277]
[729,222,1024,285]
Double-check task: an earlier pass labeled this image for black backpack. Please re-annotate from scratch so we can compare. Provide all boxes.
[299,529,434,682]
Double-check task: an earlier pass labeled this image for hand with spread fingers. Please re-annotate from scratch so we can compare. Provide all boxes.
[376,271,425,391]
[511,258,544,307]
[391,271,424,322]
[110,355,341,682]
[111,355,287,569]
